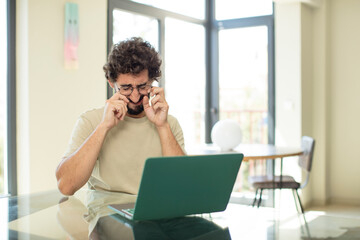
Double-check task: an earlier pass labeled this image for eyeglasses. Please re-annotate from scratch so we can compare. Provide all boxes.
[114,82,152,96]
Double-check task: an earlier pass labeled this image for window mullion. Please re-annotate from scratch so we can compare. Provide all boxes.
[7,0,17,196]
[205,0,219,143]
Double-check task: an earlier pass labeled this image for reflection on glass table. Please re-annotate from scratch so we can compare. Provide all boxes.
[4,188,355,239]
[3,190,230,239]
[85,190,230,239]
[92,214,230,240]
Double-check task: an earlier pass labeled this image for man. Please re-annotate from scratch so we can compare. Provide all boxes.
[56,37,185,196]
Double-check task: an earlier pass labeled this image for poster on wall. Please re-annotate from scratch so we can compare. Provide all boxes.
[64,2,79,69]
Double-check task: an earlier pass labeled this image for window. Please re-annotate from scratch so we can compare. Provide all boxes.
[215,2,274,202]
[219,26,269,144]
[216,0,273,20]
[0,0,7,195]
[219,25,273,196]
[130,0,205,19]
[108,0,274,204]
[165,18,205,146]
[107,0,206,143]
[112,9,159,49]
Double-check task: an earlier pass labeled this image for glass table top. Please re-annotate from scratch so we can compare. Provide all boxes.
[2,190,231,239]
[1,189,360,239]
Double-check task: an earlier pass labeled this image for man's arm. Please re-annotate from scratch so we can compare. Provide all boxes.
[56,92,129,196]
[157,123,185,156]
[56,123,109,196]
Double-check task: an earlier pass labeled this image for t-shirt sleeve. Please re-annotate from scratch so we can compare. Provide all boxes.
[168,115,186,154]
[62,114,96,158]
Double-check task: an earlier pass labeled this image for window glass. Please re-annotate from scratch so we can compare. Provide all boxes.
[216,0,273,20]
[219,26,269,193]
[165,18,205,149]
[130,0,205,20]
[0,0,7,195]
[219,26,268,144]
[112,9,159,49]
[0,197,8,238]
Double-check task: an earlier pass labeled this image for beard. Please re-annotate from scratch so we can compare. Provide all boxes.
[127,104,144,115]
[127,94,146,115]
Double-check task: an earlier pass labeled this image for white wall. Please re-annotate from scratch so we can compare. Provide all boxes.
[16,0,107,194]
[309,0,330,206]
[275,0,360,206]
[327,0,360,205]
[275,2,302,148]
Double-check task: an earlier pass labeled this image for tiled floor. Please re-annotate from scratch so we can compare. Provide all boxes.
[307,204,360,220]
[304,204,360,240]
[210,202,360,240]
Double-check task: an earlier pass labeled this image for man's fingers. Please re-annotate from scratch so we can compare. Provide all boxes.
[145,87,168,113]
[150,87,165,98]
[153,102,168,112]
[110,100,128,110]
[150,95,161,107]
[111,101,128,119]
[118,93,130,103]
[106,99,128,109]
[143,95,150,109]
[113,99,128,106]
[110,91,130,103]
[102,90,130,129]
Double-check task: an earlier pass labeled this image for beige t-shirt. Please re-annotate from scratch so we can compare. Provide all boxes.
[63,107,185,194]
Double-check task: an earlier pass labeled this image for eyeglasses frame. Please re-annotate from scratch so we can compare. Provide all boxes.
[114,81,153,96]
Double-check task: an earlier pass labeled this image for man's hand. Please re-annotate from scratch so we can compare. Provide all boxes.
[101,91,129,130]
[143,87,169,127]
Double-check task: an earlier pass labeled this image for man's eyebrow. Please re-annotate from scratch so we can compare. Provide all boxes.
[137,82,148,87]
[119,82,148,87]
[119,84,132,87]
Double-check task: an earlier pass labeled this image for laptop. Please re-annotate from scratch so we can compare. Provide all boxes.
[108,153,243,221]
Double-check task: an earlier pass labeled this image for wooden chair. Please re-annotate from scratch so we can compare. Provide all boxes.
[248,136,315,213]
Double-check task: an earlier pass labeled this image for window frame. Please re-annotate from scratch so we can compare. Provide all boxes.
[6,0,17,196]
[106,0,275,146]
[107,0,205,99]
[215,14,275,145]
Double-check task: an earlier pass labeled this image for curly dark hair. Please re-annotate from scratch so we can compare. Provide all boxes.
[103,37,162,83]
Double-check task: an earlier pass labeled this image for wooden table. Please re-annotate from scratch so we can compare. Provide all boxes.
[187,143,303,161]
